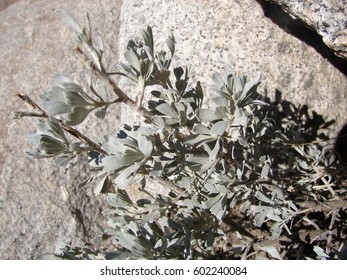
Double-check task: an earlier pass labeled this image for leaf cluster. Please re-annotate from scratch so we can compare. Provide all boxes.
[16,13,347,260]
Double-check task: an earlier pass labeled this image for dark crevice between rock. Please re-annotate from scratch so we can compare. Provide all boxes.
[256,0,347,77]
[334,123,347,165]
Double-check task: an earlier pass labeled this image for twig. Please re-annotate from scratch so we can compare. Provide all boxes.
[14,93,108,156]
[58,121,108,155]
[74,47,154,122]
[326,210,337,253]
[16,93,48,116]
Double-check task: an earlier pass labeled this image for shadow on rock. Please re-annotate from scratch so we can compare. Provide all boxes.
[256,0,347,76]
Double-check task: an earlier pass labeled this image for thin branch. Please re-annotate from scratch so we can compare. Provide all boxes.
[16,93,48,116]
[326,211,337,253]
[74,47,154,122]
[59,121,108,155]
[13,111,46,119]
[14,93,108,156]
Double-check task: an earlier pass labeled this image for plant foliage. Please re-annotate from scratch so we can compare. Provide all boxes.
[15,12,347,260]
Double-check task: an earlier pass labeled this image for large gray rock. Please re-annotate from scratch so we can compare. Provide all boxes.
[1,0,346,260]
[0,0,18,12]
[0,0,122,259]
[118,0,347,137]
[267,0,347,59]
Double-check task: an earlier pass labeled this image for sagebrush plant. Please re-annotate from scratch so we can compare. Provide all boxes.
[15,12,347,260]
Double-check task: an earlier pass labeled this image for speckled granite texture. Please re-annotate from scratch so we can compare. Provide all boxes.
[269,0,347,59]
[0,0,18,11]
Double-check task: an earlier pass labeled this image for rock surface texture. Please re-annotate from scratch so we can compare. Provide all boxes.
[267,0,347,59]
[0,0,346,259]
[0,0,18,12]
[118,0,346,136]
[0,0,122,259]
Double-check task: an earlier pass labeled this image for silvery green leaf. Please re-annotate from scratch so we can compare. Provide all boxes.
[155,103,179,118]
[94,175,111,195]
[201,193,221,209]
[166,32,175,58]
[212,72,225,89]
[260,246,281,260]
[128,221,140,235]
[254,208,269,226]
[141,59,154,81]
[95,85,108,102]
[209,139,220,161]
[117,232,151,258]
[236,160,245,180]
[97,36,104,56]
[123,147,146,162]
[212,96,228,106]
[140,26,154,51]
[179,109,187,126]
[199,159,218,174]
[28,134,66,158]
[226,74,234,93]
[53,155,74,167]
[102,135,123,154]
[95,106,107,119]
[266,211,282,222]
[153,69,171,86]
[179,195,201,209]
[185,154,209,165]
[186,155,216,173]
[142,210,161,223]
[100,155,123,172]
[138,134,153,157]
[101,149,144,172]
[64,106,92,126]
[175,102,186,113]
[151,90,169,100]
[117,63,139,85]
[210,194,227,220]
[240,75,260,100]
[184,134,214,146]
[255,191,272,204]
[28,119,70,158]
[298,160,309,170]
[233,107,248,127]
[210,120,229,136]
[174,67,184,80]
[204,181,228,194]
[114,162,143,189]
[192,123,210,134]
[125,49,141,73]
[196,108,220,122]
[107,190,133,208]
[261,163,270,178]
[272,188,284,201]
[36,118,69,143]
[39,75,101,125]
[202,193,227,220]
[214,106,228,118]
[68,142,84,153]
[152,116,165,130]
[58,10,83,33]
